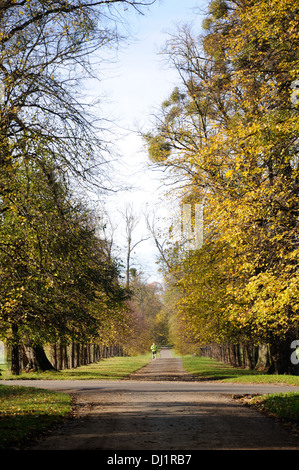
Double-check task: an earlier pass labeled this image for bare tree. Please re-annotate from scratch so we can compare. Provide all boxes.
[145,207,173,271]
[0,0,157,186]
[95,204,119,259]
[121,204,149,287]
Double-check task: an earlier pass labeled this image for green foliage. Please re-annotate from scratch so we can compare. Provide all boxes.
[143,133,171,163]
[0,158,129,351]
[208,0,228,20]
[0,0,156,372]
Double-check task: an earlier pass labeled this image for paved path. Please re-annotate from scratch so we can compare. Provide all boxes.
[124,347,193,381]
[3,349,299,450]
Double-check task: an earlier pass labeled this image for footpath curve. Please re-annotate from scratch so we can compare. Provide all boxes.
[15,348,299,451]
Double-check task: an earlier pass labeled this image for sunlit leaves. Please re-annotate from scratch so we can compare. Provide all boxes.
[146,0,299,354]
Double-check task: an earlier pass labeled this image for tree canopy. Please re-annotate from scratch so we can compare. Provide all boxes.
[145,0,299,372]
[0,0,157,373]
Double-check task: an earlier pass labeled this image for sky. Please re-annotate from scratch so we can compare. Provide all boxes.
[92,0,208,283]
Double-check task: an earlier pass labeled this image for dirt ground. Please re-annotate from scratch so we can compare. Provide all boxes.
[28,349,299,451]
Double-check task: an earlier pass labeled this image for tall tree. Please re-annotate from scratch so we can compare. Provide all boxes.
[0,157,129,372]
[120,204,149,287]
[145,0,299,371]
[0,0,156,372]
[0,0,156,184]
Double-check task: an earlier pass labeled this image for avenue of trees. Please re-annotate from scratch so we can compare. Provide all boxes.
[145,0,299,373]
[0,0,160,374]
[2,0,298,377]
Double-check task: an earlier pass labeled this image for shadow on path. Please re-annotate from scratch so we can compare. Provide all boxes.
[24,348,299,450]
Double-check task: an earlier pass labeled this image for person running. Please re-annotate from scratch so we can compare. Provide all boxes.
[151,342,157,360]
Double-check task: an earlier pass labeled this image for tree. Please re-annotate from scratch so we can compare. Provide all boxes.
[0,156,130,373]
[144,0,299,372]
[0,0,157,373]
[129,271,167,348]
[0,0,156,184]
[120,204,149,287]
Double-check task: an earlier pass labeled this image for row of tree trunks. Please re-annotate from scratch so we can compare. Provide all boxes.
[6,341,126,374]
[199,343,271,371]
[199,341,299,375]
[49,342,125,371]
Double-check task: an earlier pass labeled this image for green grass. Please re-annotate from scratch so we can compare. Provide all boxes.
[0,385,72,449]
[181,355,299,385]
[0,353,152,381]
[249,392,299,423]
[182,355,256,380]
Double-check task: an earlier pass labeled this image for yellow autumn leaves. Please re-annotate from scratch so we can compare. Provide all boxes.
[145,0,299,359]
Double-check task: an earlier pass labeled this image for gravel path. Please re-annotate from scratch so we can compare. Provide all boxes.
[22,349,299,451]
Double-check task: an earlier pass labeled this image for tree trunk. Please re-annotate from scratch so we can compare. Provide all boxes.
[71,342,75,368]
[268,340,293,374]
[24,344,56,372]
[255,344,270,371]
[11,323,20,375]
[245,343,255,369]
[51,343,58,370]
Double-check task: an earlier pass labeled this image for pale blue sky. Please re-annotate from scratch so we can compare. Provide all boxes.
[94,0,208,281]
[104,0,207,127]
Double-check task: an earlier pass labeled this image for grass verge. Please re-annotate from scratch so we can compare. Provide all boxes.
[0,385,72,450]
[0,353,151,380]
[181,355,299,385]
[246,392,299,423]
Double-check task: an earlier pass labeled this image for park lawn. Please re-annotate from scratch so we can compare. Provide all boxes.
[0,353,152,380]
[181,355,299,385]
[0,385,72,449]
